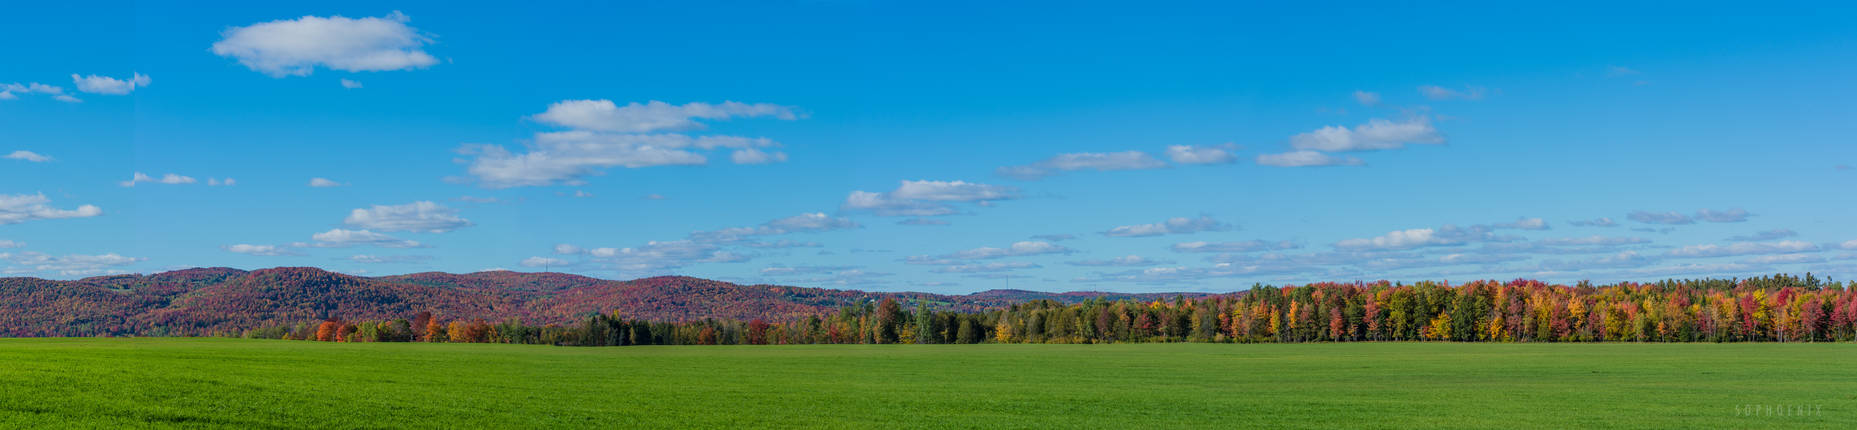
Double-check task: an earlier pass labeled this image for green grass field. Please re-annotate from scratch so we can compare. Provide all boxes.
[1,339,1852,429]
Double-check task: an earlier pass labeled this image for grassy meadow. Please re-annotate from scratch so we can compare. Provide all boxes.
[1,338,1852,428]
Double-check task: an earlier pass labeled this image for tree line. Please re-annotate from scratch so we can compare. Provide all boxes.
[247,273,1857,345]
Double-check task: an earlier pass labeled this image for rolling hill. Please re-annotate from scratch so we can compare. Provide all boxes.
[0,267,1215,337]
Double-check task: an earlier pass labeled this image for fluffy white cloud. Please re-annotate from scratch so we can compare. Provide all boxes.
[1666,240,1819,259]
[1334,228,1477,251]
[906,241,1073,264]
[308,177,344,187]
[1170,240,1301,253]
[532,100,798,133]
[554,244,583,255]
[1289,117,1443,152]
[210,11,437,77]
[1417,85,1486,100]
[842,180,1018,216]
[71,73,149,95]
[0,193,102,225]
[1067,255,1163,267]
[119,172,198,187]
[1255,150,1363,167]
[996,151,1167,180]
[207,178,236,187]
[1842,240,1857,251]
[730,148,788,165]
[461,131,780,188]
[582,240,750,273]
[305,228,424,248]
[1165,144,1239,165]
[343,201,471,233]
[1101,216,1231,237]
[0,251,143,277]
[0,240,22,248]
[0,82,75,102]
[223,244,300,256]
[1353,90,1380,106]
[340,79,363,89]
[5,150,51,162]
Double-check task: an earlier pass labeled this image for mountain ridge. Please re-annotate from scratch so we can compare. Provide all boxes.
[0,266,1221,337]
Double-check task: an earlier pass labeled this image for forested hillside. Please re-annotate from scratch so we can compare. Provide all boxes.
[0,267,1208,337]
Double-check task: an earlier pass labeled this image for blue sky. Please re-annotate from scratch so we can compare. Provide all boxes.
[3,1,1854,292]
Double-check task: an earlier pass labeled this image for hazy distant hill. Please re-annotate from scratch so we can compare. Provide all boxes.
[0,267,1215,337]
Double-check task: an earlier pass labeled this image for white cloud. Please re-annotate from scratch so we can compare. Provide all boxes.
[1568,217,1618,227]
[308,177,344,187]
[223,244,301,256]
[996,151,1167,180]
[1741,254,1823,265]
[0,240,22,248]
[1067,255,1163,267]
[532,100,798,133]
[1666,240,1819,259]
[71,73,149,95]
[1101,216,1231,237]
[1165,144,1239,165]
[907,241,1073,264]
[1417,85,1486,100]
[305,228,424,248]
[842,180,1018,216]
[1353,90,1380,106]
[581,240,750,273]
[210,11,437,77]
[1256,150,1363,167]
[519,256,570,268]
[0,193,102,225]
[1627,210,1694,225]
[343,201,471,233]
[730,148,788,165]
[1170,240,1301,253]
[1630,208,1753,225]
[1842,240,1857,251]
[1492,217,1549,230]
[933,262,1041,273]
[207,178,236,187]
[1727,229,1796,242]
[340,79,363,89]
[1335,228,1460,251]
[0,82,73,101]
[460,131,780,188]
[1696,208,1752,223]
[349,254,430,264]
[688,212,860,243]
[1289,116,1443,152]
[119,172,199,187]
[0,251,143,277]
[6,150,52,162]
[553,244,583,255]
